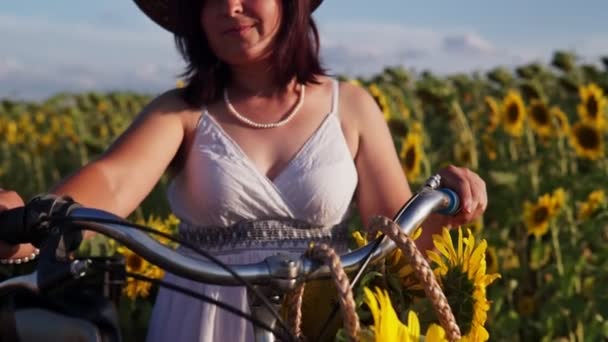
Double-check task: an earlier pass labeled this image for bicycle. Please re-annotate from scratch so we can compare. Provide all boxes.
[0,174,460,342]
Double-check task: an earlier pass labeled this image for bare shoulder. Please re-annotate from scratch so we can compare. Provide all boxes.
[142,88,198,121]
[337,80,386,133]
[101,88,199,160]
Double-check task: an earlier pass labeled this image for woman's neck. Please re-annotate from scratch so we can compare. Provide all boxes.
[228,62,296,99]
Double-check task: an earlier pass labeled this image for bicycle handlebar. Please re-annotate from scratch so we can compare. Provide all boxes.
[0,174,459,293]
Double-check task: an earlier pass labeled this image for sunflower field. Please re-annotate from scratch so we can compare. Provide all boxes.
[1,50,608,341]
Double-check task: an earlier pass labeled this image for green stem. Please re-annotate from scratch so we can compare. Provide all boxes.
[32,153,46,192]
[556,136,568,176]
[550,223,564,276]
[525,126,537,158]
[509,139,519,162]
[451,100,478,169]
[529,162,540,196]
[576,319,584,342]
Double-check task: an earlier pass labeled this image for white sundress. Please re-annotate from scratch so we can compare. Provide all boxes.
[146,79,358,342]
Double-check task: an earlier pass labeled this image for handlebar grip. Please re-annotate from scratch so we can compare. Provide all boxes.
[0,207,31,245]
[437,188,461,216]
[0,195,81,247]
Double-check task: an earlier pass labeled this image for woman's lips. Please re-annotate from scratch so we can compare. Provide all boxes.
[223,24,254,35]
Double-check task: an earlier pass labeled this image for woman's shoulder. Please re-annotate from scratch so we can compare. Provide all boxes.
[145,88,200,117]
[335,78,385,129]
[137,88,203,132]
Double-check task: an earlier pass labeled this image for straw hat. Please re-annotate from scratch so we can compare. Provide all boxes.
[134,0,324,33]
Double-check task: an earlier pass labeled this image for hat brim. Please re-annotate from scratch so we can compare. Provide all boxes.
[134,0,323,34]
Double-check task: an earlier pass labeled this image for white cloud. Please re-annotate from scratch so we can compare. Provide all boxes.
[0,13,184,100]
[0,57,24,76]
[318,21,605,77]
[1,14,605,100]
[441,33,496,55]
[318,22,518,76]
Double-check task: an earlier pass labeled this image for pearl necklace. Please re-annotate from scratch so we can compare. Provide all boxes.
[223,84,305,129]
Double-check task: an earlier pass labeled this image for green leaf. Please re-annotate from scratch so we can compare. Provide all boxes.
[487,170,519,186]
[530,239,552,270]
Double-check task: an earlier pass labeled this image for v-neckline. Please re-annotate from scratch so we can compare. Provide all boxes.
[204,110,335,188]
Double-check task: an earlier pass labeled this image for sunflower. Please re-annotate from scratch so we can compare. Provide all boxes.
[550,106,570,136]
[481,133,497,161]
[136,214,179,247]
[368,83,391,121]
[523,193,560,238]
[577,83,606,126]
[361,287,447,342]
[396,96,411,120]
[117,246,154,300]
[96,100,109,113]
[483,96,501,133]
[498,248,520,271]
[453,142,475,168]
[394,227,424,290]
[528,100,553,138]
[578,189,606,220]
[352,228,424,293]
[551,188,567,212]
[427,228,501,342]
[352,227,422,269]
[400,132,424,181]
[501,90,527,137]
[515,295,536,316]
[569,121,604,160]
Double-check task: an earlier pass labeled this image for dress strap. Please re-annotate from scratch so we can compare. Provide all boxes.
[331,78,340,117]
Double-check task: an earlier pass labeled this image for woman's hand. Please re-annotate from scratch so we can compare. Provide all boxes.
[0,189,37,259]
[0,188,24,211]
[436,165,488,228]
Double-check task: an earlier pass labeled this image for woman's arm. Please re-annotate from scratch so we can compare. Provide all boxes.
[342,83,487,253]
[50,88,188,218]
[0,88,191,258]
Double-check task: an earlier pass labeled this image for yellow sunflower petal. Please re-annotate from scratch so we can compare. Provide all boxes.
[425,323,448,341]
[406,311,420,341]
[427,250,448,272]
[441,228,458,263]
[352,231,368,248]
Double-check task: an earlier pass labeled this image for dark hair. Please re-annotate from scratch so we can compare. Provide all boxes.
[174,0,326,107]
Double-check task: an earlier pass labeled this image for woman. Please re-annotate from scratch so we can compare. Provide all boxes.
[0,0,487,340]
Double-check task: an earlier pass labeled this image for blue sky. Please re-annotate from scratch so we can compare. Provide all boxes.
[1,1,607,100]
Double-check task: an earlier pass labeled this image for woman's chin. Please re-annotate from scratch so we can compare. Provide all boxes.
[220,50,271,67]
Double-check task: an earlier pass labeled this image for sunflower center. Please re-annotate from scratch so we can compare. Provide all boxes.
[533,206,549,224]
[531,104,550,126]
[459,149,472,164]
[443,266,475,335]
[127,254,144,272]
[507,103,520,123]
[405,146,417,170]
[576,125,600,149]
[586,96,599,118]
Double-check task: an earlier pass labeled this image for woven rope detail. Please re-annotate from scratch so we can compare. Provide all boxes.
[368,215,462,342]
[285,243,360,342]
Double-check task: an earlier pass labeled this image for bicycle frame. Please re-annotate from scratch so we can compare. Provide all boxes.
[0,174,458,342]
